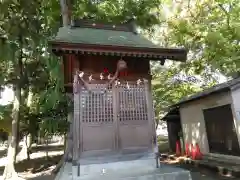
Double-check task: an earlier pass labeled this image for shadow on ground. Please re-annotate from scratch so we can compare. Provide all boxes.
[30,145,64,153]
[27,173,55,180]
[0,154,62,175]
[0,144,64,180]
[0,144,64,157]
[0,148,7,158]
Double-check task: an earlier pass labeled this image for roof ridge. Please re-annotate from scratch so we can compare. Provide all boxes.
[174,76,240,106]
[70,19,138,34]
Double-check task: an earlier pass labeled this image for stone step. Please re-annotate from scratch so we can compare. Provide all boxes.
[79,152,154,165]
[72,169,191,180]
[77,158,157,176]
[55,154,192,180]
[71,163,192,180]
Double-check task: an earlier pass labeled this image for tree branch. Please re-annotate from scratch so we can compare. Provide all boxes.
[218,4,231,29]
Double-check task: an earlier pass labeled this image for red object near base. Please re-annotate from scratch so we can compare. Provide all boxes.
[185,143,190,156]
[176,140,181,156]
[195,143,203,160]
[191,144,197,160]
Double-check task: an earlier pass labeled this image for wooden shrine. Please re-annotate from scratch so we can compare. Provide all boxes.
[49,19,187,163]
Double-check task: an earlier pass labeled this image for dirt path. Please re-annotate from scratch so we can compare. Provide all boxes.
[174,163,237,180]
[0,144,63,180]
[27,174,55,180]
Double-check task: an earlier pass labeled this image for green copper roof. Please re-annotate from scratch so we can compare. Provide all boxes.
[52,27,160,48]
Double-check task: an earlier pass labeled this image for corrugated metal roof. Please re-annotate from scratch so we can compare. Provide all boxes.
[162,106,180,121]
[174,77,240,106]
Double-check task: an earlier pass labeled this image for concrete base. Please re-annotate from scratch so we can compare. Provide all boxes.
[55,153,192,180]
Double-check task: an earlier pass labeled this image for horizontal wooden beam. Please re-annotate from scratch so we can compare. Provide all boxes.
[49,42,187,62]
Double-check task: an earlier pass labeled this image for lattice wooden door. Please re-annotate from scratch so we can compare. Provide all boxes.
[79,83,150,156]
[79,84,115,155]
[116,83,150,152]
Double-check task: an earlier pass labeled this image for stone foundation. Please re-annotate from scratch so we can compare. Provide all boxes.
[55,153,192,180]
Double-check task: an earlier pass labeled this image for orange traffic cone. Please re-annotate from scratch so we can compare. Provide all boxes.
[195,143,202,160]
[185,143,190,157]
[176,140,181,157]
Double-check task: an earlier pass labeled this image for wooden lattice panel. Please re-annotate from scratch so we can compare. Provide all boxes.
[80,84,113,124]
[118,83,148,123]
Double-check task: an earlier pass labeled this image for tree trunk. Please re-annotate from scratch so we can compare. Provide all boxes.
[3,136,18,179]
[26,134,32,160]
[37,131,41,144]
[25,89,33,160]
[63,134,67,153]
[53,131,73,174]
[53,114,73,174]
[60,0,71,27]
[17,134,32,161]
[45,135,49,160]
[14,135,20,163]
[3,88,21,180]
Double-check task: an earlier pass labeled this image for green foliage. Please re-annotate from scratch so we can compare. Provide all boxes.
[73,0,162,29]
[150,0,240,125]
[0,104,12,121]
[151,64,202,121]
[0,104,12,133]
[0,0,68,138]
[165,0,240,76]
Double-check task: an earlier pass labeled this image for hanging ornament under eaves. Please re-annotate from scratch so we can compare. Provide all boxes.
[117,58,127,71]
[100,73,104,80]
[107,74,111,80]
[73,58,148,94]
[115,79,120,86]
[73,59,127,94]
[126,81,130,89]
[88,74,93,82]
[137,79,142,85]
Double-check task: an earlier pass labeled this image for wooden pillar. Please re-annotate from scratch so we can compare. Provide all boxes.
[144,78,156,150]
[112,85,119,151]
[73,82,81,165]
[71,54,81,165]
[65,93,73,160]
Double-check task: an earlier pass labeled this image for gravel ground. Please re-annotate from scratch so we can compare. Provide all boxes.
[178,164,237,180]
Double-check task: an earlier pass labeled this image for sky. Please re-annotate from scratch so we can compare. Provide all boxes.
[0,87,14,105]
